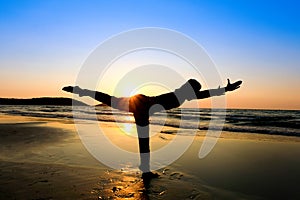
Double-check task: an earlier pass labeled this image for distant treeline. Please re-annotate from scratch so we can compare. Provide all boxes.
[0,97,87,106]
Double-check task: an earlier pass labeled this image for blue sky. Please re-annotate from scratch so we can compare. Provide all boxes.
[0,0,299,109]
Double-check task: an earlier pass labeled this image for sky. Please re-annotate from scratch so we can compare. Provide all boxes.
[0,0,299,110]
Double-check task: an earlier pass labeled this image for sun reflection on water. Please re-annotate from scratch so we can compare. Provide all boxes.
[118,116,137,137]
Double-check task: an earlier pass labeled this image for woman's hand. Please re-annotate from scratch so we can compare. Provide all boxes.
[225,79,242,92]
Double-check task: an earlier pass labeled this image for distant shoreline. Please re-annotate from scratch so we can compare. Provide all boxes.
[0,97,87,106]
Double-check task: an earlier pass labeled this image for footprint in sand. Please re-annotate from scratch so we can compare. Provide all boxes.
[162,168,183,180]
[169,172,183,180]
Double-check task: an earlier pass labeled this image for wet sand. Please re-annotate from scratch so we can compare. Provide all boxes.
[0,114,299,199]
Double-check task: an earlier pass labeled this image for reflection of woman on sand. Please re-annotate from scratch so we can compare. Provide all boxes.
[63,79,242,179]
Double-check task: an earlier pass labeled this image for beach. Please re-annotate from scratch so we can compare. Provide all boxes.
[0,114,300,200]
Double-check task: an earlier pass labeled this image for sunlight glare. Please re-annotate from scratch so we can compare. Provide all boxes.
[130,83,170,97]
[118,116,137,136]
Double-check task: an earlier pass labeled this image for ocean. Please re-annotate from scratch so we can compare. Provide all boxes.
[0,105,299,137]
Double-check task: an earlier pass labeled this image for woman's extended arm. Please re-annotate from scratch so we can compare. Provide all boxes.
[196,79,242,99]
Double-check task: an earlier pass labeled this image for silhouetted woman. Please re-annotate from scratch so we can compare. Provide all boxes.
[63,79,242,178]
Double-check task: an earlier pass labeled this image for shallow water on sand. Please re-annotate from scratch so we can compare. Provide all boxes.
[0,105,299,137]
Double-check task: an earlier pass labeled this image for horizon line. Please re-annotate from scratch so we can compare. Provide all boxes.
[0,96,299,111]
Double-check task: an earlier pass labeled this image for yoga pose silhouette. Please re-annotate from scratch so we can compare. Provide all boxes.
[63,79,242,178]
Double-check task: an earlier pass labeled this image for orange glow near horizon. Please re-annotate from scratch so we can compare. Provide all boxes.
[0,55,299,110]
